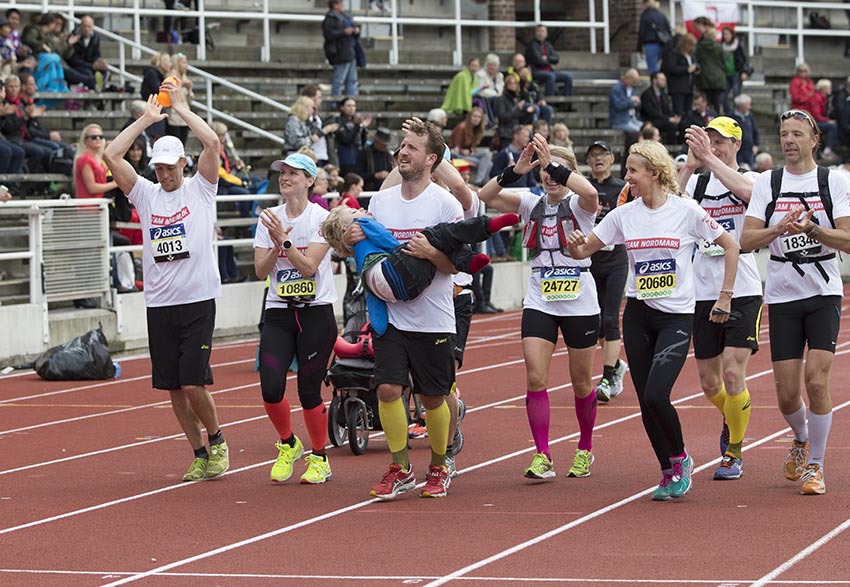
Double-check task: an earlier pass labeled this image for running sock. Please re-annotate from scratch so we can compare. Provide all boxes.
[574,392,597,452]
[378,397,410,469]
[264,398,293,441]
[302,404,329,453]
[469,253,490,274]
[783,403,809,443]
[807,411,832,467]
[724,389,751,459]
[708,384,728,414]
[426,401,450,467]
[602,364,615,382]
[208,429,224,446]
[526,389,551,459]
[193,446,209,459]
[487,213,521,234]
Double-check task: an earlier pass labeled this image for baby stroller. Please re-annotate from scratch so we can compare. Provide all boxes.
[324,286,422,454]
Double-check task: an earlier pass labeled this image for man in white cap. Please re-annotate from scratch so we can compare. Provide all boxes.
[103,80,229,482]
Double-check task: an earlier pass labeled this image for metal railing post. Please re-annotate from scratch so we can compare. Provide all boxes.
[588,0,596,54]
[453,0,462,67]
[796,4,804,64]
[390,0,399,65]
[262,0,271,63]
[132,0,141,61]
[603,0,610,54]
[197,0,207,62]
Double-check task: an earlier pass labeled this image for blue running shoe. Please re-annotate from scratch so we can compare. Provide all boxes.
[651,470,674,501]
[669,453,694,498]
[719,421,729,457]
[713,455,743,480]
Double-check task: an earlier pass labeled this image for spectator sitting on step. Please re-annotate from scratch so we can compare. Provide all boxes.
[475,53,504,125]
[5,9,28,62]
[810,79,840,163]
[356,126,393,192]
[427,107,448,131]
[449,106,492,185]
[550,122,573,148]
[62,15,107,91]
[754,151,773,172]
[609,68,642,135]
[0,82,25,177]
[490,124,536,189]
[338,172,363,209]
[283,96,317,156]
[19,73,71,150]
[333,96,370,175]
[639,71,681,144]
[0,74,58,173]
[21,13,69,94]
[441,57,479,116]
[310,167,331,210]
[789,62,815,112]
[525,24,573,97]
[731,93,760,169]
[677,91,716,143]
[517,65,553,124]
[495,74,536,149]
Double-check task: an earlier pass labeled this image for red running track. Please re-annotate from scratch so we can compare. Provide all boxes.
[2,292,850,586]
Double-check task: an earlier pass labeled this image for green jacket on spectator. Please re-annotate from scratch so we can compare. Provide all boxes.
[695,33,725,91]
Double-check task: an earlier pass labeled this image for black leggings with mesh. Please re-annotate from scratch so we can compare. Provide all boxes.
[622,298,693,471]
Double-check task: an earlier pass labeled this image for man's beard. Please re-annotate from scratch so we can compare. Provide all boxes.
[399,163,426,182]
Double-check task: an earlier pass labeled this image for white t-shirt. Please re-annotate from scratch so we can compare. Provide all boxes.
[746,167,850,304]
[128,174,221,307]
[519,191,600,317]
[593,195,725,314]
[254,202,337,309]
[452,191,480,289]
[685,172,763,301]
[368,183,464,333]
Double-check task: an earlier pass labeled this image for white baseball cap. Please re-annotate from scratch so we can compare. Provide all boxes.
[149,136,186,165]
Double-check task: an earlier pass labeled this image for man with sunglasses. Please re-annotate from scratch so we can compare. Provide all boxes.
[678,117,762,481]
[741,109,850,495]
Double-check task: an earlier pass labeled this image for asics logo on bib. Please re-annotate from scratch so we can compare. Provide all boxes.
[717,218,735,231]
[542,267,579,278]
[637,260,674,274]
[278,268,304,281]
[150,224,186,240]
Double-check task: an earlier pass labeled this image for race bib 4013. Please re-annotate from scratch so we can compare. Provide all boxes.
[150,223,190,263]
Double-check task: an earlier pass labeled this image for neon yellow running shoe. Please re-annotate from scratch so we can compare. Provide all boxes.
[271,436,304,483]
[568,449,594,478]
[182,457,208,482]
[206,440,230,479]
[300,454,332,484]
[524,452,555,480]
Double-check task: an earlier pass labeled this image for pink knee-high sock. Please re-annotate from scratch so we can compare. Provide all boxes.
[526,389,551,458]
[574,392,597,451]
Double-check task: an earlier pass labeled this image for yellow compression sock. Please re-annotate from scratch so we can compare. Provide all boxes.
[724,389,751,459]
[378,397,410,469]
[425,401,450,467]
[708,384,728,414]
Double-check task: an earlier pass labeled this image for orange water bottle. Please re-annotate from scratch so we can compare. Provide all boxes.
[157,76,178,107]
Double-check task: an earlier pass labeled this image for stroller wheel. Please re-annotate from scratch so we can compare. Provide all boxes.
[346,398,370,455]
[328,394,346,447]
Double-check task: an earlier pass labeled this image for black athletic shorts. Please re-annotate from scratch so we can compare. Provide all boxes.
[453,291,474,368]
[147,298,215,391]
[521,308,600,349]
[373,324,456,396]
[693,295,762,359]
[768,295,841,362]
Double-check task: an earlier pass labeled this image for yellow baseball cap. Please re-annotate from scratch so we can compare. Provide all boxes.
[706,116,743,141]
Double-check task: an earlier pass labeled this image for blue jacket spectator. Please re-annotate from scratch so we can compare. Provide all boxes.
[609,69,642,134]
[731,94,760,169]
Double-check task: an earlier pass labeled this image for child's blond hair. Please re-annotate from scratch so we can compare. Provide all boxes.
[322,207,354,257]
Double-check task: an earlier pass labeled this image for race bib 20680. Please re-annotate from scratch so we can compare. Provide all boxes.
[635,258,676,299]
[149,223,190,263]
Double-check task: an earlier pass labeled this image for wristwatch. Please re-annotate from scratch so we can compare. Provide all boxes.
[282,239,293,250]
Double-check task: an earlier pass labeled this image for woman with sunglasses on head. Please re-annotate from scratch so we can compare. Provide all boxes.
[568,141,739,501]
[741,109,850,496]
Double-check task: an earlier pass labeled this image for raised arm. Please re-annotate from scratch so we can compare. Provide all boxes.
[533,133,597,212]
[103,95,166,194]
[478,142,537,213]
[684,126,753,201]
[163,77,220,184]
[431,157,473,211]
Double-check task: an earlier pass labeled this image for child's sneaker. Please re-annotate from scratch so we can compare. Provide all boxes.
[300,454,332,484]
[370,464,416,500]
[420,464,451,498]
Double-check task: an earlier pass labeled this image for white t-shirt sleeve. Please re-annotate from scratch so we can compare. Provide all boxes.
[829,171,850,220]
[254,211,273,249]
[745,172,771,222]
[311,207,330,244]
[692,202,726,242]
[126,176,155,214]
[193,173,218,205]
[592,204,623,246]
[684,175,698,198]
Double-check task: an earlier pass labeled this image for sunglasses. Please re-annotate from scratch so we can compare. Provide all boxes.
[86,134,104,140]
[780,109,816,130]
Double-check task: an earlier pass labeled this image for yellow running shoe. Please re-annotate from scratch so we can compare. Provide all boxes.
[182,457,208,482]
[206,440,230,479]
[271,436,304,482]
[300,454,332,484]
[524,452,555,480]
[783,440,809,481]
[800,463,826,495]
[568,449,594,478]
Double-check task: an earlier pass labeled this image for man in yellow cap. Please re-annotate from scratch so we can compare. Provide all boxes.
[677,116,762,481]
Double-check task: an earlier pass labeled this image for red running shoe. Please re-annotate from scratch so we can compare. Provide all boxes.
[369,464,416,501]
[420,464,451,498]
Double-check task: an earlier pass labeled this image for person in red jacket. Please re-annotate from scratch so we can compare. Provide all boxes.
[789,63,815,112]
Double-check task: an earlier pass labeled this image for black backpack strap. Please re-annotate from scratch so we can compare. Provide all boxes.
[817,165,834,228]
[693,172,710,204]
[764,167,784,225]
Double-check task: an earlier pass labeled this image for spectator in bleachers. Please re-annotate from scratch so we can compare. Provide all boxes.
[210,120,254,218]
[0,75,56,172]
[720,26,750,115]
[337,172,363,209]
[122,100,153,157]
[0,82,24,176]
[334,96,370,175]
[302,84,339,167]
[323,0,360,97]
[533,118,549,141]
[165,52,193,145]
[731,93,759,169]
[834,76,850,150]
[310,168,331,210]
[811,79,840,163]
[609,68,642,135]
[62,15,107,91]
[638,0,672,75]
[140,52,172,141]
[663,33,698,116]
[495,74,536,149]
[449,106,492,186]
[283,96,317,156]
[517,65,553,125]
[678,92,716,142]
[426,108,448,130]
[754,151,773,172]
[73,123,117,198]
[325,163,342,194]
[357,127,393,192]
[4,9,25,58]
[0,17,17,81]
[490,124,536,189]
[116,137,149,246]
[640,71,680,144]
[550,122,573,148]
[475,53,504,125]
[442,57,479,115]
[17,72,72,151]
[22,13,68,94]
[525,24,573,98]
[789,63,815,112]
[694,22,725,114]
[638,123,661,143]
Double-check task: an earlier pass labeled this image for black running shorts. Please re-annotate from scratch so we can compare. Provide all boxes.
[373,324,456,396]
[147,299,215,391]
[693,295,762,360]
[768,295,841,362]
[521,308,600,349]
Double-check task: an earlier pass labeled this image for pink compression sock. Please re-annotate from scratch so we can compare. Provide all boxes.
[574,392,597,451]
[526,389,551,458]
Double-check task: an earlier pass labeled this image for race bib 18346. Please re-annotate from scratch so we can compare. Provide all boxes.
[540,266,581,302]
[149,223,190,263]
[635,258,676,299]
[698,218,734,256]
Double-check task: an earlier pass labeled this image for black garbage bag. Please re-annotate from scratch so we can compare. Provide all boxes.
[34,327,116,380]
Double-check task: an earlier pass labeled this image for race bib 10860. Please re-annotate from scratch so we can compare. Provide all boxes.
[150,223,190,263]
[635,258,676,299]
[540,266,581,302]
[276,268,316,301]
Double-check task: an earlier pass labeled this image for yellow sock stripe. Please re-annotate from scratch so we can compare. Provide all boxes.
[724,388,752,446]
